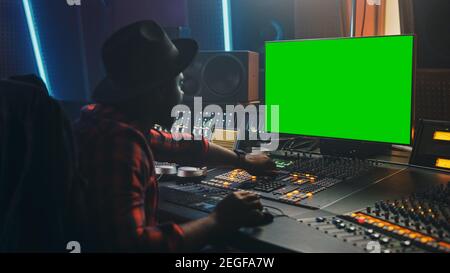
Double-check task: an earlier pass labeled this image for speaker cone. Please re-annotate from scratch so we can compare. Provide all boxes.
[202,55,244,97]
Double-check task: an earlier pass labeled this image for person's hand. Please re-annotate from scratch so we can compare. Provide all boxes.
[240,153,277,176]
[211,191,265,231]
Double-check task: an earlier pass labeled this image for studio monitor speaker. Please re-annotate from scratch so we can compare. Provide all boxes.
[182,51,259,104]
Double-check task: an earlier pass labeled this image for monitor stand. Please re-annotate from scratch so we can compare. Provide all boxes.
[319,139,391,159]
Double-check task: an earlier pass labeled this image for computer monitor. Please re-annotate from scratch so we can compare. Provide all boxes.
[265,35,415,145]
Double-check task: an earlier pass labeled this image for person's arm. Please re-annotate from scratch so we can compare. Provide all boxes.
[180,191,265,251]
[205,143,277,176]
[149,129,276,175]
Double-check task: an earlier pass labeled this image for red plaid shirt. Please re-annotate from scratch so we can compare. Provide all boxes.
[73,104,209,252]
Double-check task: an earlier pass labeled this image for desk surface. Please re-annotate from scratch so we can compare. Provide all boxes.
[158,151,450,252]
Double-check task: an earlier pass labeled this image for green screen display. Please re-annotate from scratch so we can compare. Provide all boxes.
[265,35,414,145]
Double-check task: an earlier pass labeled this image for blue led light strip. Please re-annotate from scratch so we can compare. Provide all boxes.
[222,0,233,51]
[22,0,52,96]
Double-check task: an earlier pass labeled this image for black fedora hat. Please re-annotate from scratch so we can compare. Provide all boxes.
[92,20,198,104]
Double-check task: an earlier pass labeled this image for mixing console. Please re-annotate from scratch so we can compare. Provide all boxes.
[200,152,380,208]
[298,182,450,253]
[160,183,230,213]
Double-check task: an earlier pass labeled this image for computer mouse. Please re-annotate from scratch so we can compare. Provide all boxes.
[260,208,274,224]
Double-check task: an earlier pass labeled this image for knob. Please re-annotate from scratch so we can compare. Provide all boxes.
[346,226,356,233]
[380,237,390,245]
[424,215,432,225]
[375,202,381,210]
[365,229,374,235]
[316,217,326,223]
[402,240,412,247]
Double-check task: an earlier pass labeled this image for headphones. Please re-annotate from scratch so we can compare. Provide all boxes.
[155,164,207,182]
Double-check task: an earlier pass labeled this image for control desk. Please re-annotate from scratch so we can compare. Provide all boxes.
[158,150,450,253]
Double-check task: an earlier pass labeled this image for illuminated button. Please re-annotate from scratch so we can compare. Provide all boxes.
[377,223,385,228]
[306,193,313,198]
[357,218,366,224]
[420,237,432,244]
[436,158,450,169]
[292,190,300,194]
[433,131,450,141]
[387,226,395,231]
[409,234,418,239]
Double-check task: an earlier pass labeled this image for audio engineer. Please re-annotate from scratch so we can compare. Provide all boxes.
[73,20,277,252]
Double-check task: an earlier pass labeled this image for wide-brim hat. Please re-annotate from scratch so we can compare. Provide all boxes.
[92,20,198,104]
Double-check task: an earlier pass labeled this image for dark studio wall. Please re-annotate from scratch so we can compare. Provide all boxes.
[0,0,188,102]
[0,1,37,80]
[187,0,225,50]
[30,0,89,101]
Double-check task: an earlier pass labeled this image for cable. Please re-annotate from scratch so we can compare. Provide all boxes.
[263,205,289,218]
[290,139,320,152]
[156,174,164,181]
[280,137,295,151]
